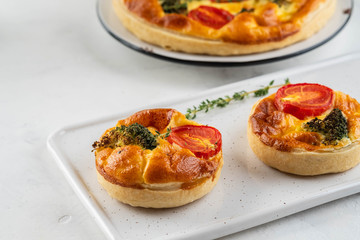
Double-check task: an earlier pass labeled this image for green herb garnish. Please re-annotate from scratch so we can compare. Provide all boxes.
[185,79,290,119]
[92,123,173,151]
[303,108,349,146]
[159,0,188,14]
[155,127,172,139]
[210,0,247,2]
[271,0,291,7]
[237,8,255,14]
[92,123,159,150]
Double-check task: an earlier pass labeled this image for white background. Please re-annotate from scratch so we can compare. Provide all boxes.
[2,0,360,239]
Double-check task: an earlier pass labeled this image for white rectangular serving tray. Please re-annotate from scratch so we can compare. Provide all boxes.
[48,53,360,240]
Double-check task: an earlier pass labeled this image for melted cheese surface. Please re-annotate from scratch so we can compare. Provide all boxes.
[186,0,303,22]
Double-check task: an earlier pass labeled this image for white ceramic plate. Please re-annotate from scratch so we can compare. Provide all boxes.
[97,0,353,65]
[48,53,360,240]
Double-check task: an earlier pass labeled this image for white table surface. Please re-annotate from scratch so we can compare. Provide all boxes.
[2,1,360,239]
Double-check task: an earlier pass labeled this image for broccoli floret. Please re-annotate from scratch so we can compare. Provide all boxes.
[92,123,158,150]
[303,108,348,145]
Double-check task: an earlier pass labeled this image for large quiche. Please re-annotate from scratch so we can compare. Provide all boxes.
[112,0,336,55]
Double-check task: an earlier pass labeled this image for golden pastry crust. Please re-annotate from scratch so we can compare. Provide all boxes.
[248,91,360,176]
[96,160,223,208]
[94,109,223,208]
[113,0,336,55]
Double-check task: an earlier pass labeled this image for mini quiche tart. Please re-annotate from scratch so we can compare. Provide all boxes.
[93,109,223,208]
[248,83,360,176]
[112,0,336,55]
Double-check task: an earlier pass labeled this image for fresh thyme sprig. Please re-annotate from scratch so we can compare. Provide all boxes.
[207,0,246,2]
[155,127,172,139]
[271,0,291,7]
[185,78,290,119]
[159,0,188,14]
[237,8,255,14]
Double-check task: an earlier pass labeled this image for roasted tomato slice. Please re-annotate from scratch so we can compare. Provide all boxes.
[167,125,222,158]
[188,6,234,29]
[274,83,334,120]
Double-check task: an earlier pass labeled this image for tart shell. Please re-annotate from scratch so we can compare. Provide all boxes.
[96,158,223,208]
[248,123,360,176]
[94,109,223,208]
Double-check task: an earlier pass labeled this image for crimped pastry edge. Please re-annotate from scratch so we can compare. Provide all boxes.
[247,125,360,176]
[96,157,223,208]
[112,0,336,56]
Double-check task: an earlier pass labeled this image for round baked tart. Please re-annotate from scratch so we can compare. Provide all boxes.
[92,109,223,208]
[248,83,360,176]
[112,0,336,56]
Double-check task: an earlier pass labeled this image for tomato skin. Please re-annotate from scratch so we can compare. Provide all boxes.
[167,125,222,159]
[188,6,234,29]
[274,83,334,120]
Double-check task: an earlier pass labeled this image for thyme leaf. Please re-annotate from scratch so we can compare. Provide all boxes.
[210,0,246,2]
[185,78,290,119]
[271,0,292,7]
[238,8,255,14]
[155,127,172,139]
[159,0,188,14]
